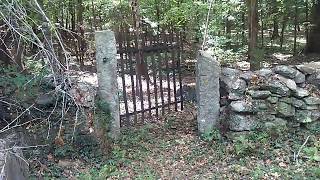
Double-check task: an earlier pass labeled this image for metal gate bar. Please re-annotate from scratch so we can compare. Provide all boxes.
[116,26,184,126]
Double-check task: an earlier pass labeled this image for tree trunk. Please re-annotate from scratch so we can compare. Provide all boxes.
[305,0,309,45]
[272,19,280,39]
[247,0,259,67]
[98,6,103,30]
[77,0,85,68]
[65,4,69,29]
[0,26,12,66]
[131,0,146,119]
[225,16,232,49]
[13,38,25,70]
[305,0,320,53]
[60,1,64,27]
[280,16,287,49]
[271,0,279,39]
[71,1,76,31]
[294,0,298,55]
[91,0,97,31]
[260,0,264,47]
[242,12,246,46]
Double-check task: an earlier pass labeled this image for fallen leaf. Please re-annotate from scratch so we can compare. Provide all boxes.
[47,154,54,161]
[54,136,65,146]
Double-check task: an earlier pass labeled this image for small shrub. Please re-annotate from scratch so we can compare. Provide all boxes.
[251,165,264,180]
[0,65,41,99]
[97,163,119,179]
[304,147,320,162]
[53,144,75,159]
[249,131,270,144]
[78,146,129,179]
[164,115,176,129]
[201,128,222,142]
[309,167,320,178]
[234,135,254,156]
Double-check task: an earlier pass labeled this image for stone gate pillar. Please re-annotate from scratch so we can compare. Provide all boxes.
[196,51,220,135]
[95,30,120,140]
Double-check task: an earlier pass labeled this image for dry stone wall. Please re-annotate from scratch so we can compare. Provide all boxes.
[220,62,320,131]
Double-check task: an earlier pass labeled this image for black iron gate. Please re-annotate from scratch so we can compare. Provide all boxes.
[116,27,184,126]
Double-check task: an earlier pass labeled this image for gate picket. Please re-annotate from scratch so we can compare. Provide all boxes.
[116,25,184,126]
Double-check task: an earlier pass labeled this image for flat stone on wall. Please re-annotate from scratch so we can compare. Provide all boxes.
[95,30,120,140]
[196,51,220,135]
[220,63,320,132]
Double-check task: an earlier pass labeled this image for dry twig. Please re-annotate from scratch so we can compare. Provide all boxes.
[294,135,310,164]
[0,0,83,140]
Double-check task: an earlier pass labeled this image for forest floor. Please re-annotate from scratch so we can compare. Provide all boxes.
[23,35,320,179]
[27,103,320,179]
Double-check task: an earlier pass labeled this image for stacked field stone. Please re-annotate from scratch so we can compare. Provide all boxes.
[220,62,320,131]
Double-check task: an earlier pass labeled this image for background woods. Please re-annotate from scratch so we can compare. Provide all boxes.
[1,0,319,70]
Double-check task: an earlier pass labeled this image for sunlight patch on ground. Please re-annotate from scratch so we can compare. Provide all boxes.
[288,37,306,44]
[272,53,293,62]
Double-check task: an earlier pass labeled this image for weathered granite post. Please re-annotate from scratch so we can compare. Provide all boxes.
[95,30,120,140]
[0,133,29,180]
[196,51,220,135]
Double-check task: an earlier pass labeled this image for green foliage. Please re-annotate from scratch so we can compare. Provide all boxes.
[104,0,132,28]
[78,145,130,179]
[201,128,222,142]
[94,98,112,136]
[0,65,47,101]
[164,115,176,129]
[118,125,153,148]
[0,66,31,89]
[209,45,246,65]
[135,167,157,180]
[304,147,320,162]
[251,165,264,179]
[53,144,76,158]
[45,165,64,179]
[161,1,207,28]
[249,131,270,144]
[234,135,255,156]
[233,131,270,156]
[75,134,102,160]
[304,140,320,162]
[308,167,320,178]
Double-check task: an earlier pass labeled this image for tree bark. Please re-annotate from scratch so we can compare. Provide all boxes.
[280,16,288,49]
[260,0,264,47]
[77,0,85,68]
[247,0,258,65]
[305,0,309,45]
[71,0,76,31]
[271,0,279,39]
[0,25,12,66]
[272,19,280,39]
[225,16,232,49]
[294,0,298,55]
[91,0,97,31]
[242,12,246,46]
[306,0,320,53]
